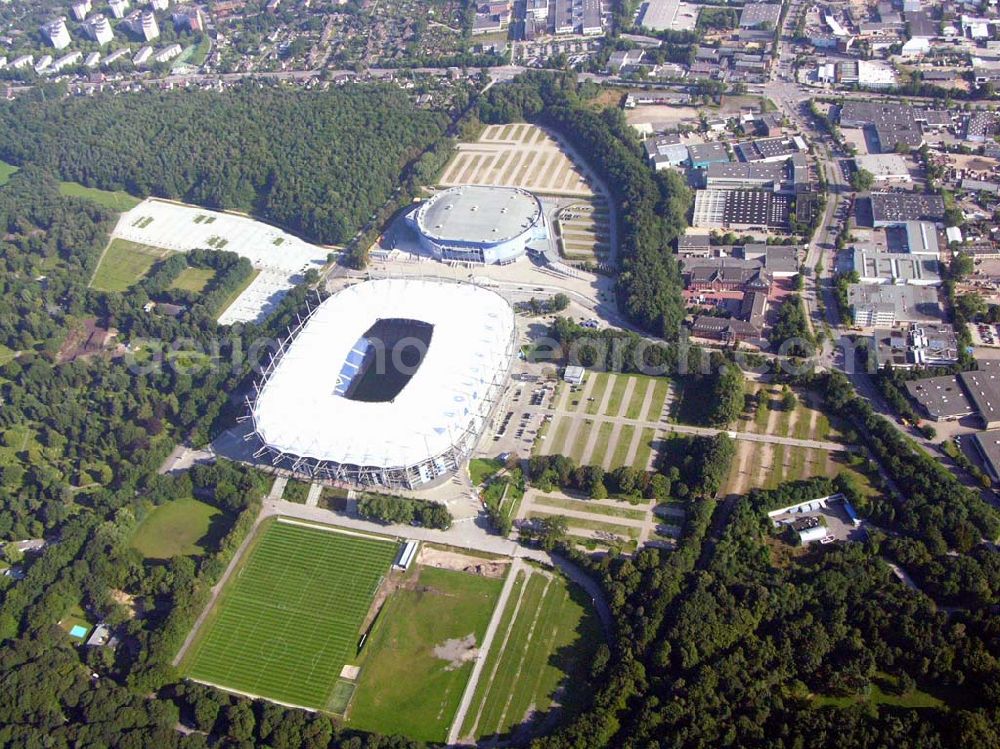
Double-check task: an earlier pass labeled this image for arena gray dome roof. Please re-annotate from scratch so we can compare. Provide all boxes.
[414,186,543,246]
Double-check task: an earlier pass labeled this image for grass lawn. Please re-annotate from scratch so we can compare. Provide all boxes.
[813,672,944,709]
[461,567,603,742]
[644,378,670,421]
[568,420,594,463]
[59,603,93,641]
[527,511,640,540]
[611,424,635,469]
[281,479,310,504]
[170,266,216,293]
[185,520,398,710]
[90,239,173,292]
[469,457,503,486]
[348,566,504,743]
[59,181,142,212]
[549,416,573,455]
[633,427,657,471]
[215,268,261,319]
[584,373,610,415]
[588,421,614,464]
[534,495,647,521]
[604,375,630,418]
[131,497,225,559]
[0,159,18,186]
[624,378,650,420]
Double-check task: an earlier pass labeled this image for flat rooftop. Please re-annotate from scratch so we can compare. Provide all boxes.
[959,365,1000,426]
[972,429,1000,479]
[846,283,941,322]
[416,186,542,245]
[905,376,974,420]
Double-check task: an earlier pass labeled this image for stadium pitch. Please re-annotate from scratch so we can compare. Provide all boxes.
[183,519,398,710]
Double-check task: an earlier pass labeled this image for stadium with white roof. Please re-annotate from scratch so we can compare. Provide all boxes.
[407,185,548,264]
[249,278,516,489]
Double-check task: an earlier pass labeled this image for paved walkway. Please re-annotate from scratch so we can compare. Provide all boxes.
[446,558,525,746]
[305,482,322,507]
[267,476,287,501]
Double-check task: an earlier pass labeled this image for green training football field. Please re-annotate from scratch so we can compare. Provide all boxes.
[185,520,398,709]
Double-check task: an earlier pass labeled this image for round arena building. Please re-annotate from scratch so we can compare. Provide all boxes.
[249,278,516,489]
[408,185,548,264]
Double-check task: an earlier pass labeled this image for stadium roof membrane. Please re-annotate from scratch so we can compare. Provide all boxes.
[252,279,515,473]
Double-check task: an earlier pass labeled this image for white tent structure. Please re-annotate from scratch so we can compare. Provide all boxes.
[250,278,516,489]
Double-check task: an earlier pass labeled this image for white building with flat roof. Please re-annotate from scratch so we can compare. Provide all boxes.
[133,45,152,64]
[83,14,114,45]
[124,9,159,40]
[41,18,72,50]
[51,51,83,71]
[153,43,181,62]
[108,0,129,18]
[71,0,92,21]
[854,154,911,183]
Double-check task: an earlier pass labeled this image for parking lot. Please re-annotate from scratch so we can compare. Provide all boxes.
[970,322,1000,348]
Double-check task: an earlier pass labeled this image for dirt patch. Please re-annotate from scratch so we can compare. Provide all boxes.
[417,547,509,578]
[110,588,140,618]
[57,317,119,363]
[433,633,478,670]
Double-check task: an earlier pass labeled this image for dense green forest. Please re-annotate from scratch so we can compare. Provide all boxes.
[0,83,449,245]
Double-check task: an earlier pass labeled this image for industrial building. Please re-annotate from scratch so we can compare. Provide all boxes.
[869,192,946,227]
[687,142,730,169]
[738,2,781,29]
[905,376,975,422]
[873,324,959,369]
[250,278,516,489]
[691,189,790,230]
[734,136,807,163]
[702,158,804,191]
[854,154,911,183]
[847,283,941,327]
[971,429,1000,481]
[959,366,1000,429]
[852,249,941,285]
[644,134,689,170]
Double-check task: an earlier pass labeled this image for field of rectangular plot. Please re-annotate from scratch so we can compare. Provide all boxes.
[90,238,174,292]
[458,566,603,744]
[347,565,503,743]
[439,124,597,197]
[184,520,398,710]
[556,197,612,265]
[542,372,669,471]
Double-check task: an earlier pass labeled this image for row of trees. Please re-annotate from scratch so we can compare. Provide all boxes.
[356,493,452,529]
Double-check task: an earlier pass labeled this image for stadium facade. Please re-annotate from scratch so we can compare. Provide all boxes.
[407,185,548,264]
[249,278,516,489]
